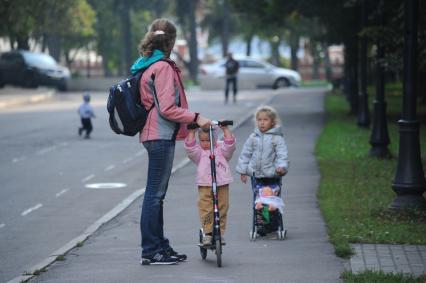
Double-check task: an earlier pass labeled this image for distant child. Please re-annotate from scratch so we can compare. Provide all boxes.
[184,125,236,246]
[236,105,289,183]
[77,93,95,139]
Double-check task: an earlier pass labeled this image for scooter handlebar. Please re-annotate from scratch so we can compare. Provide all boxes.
[186,120,233,130]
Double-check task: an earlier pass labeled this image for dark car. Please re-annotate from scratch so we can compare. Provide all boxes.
[0,50,70,91]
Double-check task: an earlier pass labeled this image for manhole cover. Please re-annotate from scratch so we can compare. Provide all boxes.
[85,183,127,189]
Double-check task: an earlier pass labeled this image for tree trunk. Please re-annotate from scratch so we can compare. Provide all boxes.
[119,4,132,76]
[290,33,299,71]
[344,40,359,115]
[245,33,253,57]
[46,34,61,62]
[311,42,320,80]
[323,43,332,82]
[17,36,30,51]
[270,37,281,67]
[187,0,199,83]
[154,0,164,18]
[221,0,230,57]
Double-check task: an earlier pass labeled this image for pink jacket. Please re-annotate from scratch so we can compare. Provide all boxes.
[139,60,196,142]
[184,136,236,187]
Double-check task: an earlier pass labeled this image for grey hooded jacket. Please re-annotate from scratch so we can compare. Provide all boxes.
[236,126,289,178]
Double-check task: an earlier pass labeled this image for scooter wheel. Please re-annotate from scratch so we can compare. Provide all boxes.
[215,239,222,267]
[200,246,207,259]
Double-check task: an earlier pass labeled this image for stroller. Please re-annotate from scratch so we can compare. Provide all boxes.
[249,176,287,241]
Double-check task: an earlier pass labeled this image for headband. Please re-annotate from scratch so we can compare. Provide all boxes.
[154,30,165,35]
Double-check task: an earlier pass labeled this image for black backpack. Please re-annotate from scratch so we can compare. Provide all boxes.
[107,59,169,136]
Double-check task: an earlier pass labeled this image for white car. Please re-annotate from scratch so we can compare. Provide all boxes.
[199,57,301,90]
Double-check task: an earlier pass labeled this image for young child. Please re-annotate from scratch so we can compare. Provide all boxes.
[236,105,289,182]
[236,105,289,235]
[77,93,96,139]
[184,124,236,246]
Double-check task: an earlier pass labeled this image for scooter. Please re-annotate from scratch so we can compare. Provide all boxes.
[187,120,233,267]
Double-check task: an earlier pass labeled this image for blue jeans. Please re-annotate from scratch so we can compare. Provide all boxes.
[141,140,175,257]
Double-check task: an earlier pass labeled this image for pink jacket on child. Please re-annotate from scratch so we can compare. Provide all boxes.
[184,135,236,187]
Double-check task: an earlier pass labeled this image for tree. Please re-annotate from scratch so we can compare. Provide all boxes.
[176,0,199,83]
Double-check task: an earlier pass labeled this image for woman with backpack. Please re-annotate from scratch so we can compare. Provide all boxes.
[132,18,211,265]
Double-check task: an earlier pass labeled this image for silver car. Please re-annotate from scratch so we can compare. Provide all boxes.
[199,57,301,90]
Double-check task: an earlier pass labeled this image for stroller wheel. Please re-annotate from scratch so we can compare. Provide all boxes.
[277,229,287,240]
[249,228,257,241]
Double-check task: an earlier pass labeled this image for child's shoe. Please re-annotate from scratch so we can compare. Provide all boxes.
[202,234,212,246]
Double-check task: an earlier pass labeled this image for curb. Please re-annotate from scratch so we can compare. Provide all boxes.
[7,91,279,283]
[0,89,55,109]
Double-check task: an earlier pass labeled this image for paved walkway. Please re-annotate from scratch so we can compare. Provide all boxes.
[350,244,426,276]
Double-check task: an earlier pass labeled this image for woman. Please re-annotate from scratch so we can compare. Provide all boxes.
[132,18,210,265]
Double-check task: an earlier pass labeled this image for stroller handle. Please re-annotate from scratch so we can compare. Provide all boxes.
[187,120,233,130]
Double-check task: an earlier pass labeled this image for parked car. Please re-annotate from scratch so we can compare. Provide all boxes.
[199,57,301,90]
[0,50,70,91]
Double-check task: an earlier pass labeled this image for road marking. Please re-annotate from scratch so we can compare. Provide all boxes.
[12,156,26,163]
[21,203,43,216]
[123,157,133,164]
[81,174,95,183]
[0,223,5,229]
[56,189,69,198]
[85,183,127,190]
[36,146,57,155]
[104,165,115,171]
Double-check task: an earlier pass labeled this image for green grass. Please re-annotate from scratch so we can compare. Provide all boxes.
[301,80,331,88]
[342,271,426,283]
[316,89,426,258]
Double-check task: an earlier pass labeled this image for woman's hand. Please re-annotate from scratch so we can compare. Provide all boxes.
[196,115,211,128]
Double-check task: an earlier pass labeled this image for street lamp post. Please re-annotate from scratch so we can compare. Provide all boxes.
[369,4,391,158]
[390,0,426,210]
[357,0,371,127]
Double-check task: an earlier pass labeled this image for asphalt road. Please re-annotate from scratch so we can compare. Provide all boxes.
[0,88,282,283]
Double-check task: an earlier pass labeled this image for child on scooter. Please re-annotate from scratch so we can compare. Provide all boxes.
[185,124,236,246]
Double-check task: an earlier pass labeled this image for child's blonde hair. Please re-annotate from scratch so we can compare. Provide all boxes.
[197,127,218,142]
[254,105,281,127]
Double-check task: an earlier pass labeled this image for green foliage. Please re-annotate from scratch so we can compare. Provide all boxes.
[316,91,426,258]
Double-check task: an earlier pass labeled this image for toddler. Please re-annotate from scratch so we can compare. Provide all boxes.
[236,105,289,182]
[236,105,289,235]
[77,93,96,139]
[184,125,236,245]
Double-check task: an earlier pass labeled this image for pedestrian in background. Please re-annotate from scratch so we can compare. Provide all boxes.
[224,53,240,104]
[133,18,211,266]
[77,93,95,139]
